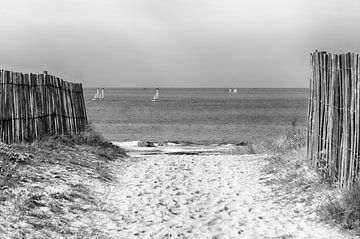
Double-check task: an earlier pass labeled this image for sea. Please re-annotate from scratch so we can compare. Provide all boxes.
[84,88,309,144]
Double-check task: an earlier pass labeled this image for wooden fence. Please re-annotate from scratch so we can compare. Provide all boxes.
[0,70,87,144]
[307,51,360,187]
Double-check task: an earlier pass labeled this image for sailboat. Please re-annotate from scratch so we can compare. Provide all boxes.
[228,88,237,94]
[92,88,105,101]
[100,88,105,100]
[152,88,159,102]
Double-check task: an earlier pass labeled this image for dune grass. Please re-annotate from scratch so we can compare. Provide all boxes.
[0,125,126,238]
[251,128,317,187]
[320,180,360,232]
[252,126,360,234]
[250,127,326,211]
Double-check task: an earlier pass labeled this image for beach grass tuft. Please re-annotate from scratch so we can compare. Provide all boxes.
[252,128,308,176]
[32,124,126,161]
[320,181,360,232]
[251,126,323,206]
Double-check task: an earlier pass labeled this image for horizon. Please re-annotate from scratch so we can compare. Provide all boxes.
[83,87,310,89]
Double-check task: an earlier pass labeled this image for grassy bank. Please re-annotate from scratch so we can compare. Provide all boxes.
[0,126,126,238]
[252,127,360,235]
[251,128,319,190]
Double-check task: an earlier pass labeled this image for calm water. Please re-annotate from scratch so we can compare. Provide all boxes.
[84,88,309,143]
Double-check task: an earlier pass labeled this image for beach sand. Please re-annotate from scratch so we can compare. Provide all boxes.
[83,144,356,239]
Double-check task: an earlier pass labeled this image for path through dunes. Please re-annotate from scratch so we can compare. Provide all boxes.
[88,154,356,238]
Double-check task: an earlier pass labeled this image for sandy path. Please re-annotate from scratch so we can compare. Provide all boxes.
[89,154,356,239]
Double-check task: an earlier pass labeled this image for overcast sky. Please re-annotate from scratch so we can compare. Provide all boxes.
[0,0,359,88]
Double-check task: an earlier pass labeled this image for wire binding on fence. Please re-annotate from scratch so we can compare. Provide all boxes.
[0,82,84,93]
[308,99,358,114]
[0,114,87,121]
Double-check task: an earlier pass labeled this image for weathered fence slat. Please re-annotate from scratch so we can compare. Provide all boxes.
[308,51,360,187]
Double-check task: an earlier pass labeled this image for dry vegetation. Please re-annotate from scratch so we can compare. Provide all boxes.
[320,180,360,232]
[251,126,360,235]
[251,128,324,206]
[0,126,126,238]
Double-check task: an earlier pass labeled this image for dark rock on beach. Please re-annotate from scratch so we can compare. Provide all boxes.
[236,142,247,146]
[138,141,155,147]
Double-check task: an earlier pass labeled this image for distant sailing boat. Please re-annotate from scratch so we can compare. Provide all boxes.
[92,88,105,101]
[152,88,159,102]
[228,88,237,94]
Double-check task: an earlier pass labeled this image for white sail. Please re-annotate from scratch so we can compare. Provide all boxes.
[152,89,159,101]
[228,89,232,93]
[92,88,101,100]
[93,89,100,99]
[233,89,237,94]
[100,88,105,100]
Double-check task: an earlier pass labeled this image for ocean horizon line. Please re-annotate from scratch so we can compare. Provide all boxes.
[84,87,309,89]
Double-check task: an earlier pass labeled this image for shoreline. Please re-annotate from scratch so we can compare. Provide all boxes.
[113,140,253,157]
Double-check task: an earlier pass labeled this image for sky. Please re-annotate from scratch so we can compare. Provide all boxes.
[0,0,360,88]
